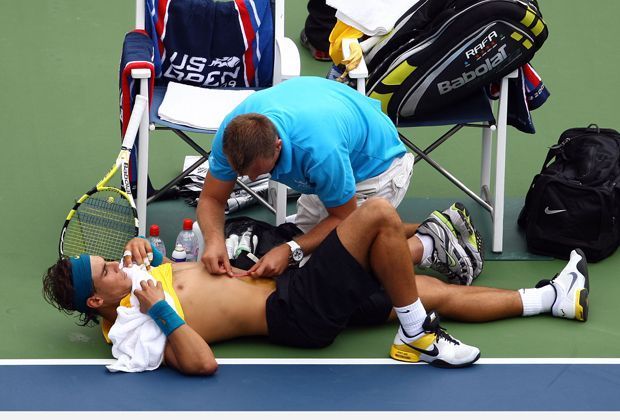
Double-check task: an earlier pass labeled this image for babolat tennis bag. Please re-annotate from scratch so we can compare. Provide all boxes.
[365,0,548,123]
[518,124,620,262]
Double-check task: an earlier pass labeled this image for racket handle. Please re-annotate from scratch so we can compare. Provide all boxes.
[121,94,148,150]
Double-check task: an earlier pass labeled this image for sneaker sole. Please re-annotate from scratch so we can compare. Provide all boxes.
[574,248,589,322]
[447,203,484,280]
[390,346,422,363]
[575,288,589,322]
[431,211,473,284]
[427,351,481,369]
[300,31,332,62]
[390,345,481,368]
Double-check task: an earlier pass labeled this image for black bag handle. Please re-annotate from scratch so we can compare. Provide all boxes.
[540,123,600,171]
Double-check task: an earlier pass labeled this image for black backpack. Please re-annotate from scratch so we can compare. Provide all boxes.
[224,216,303,270]
[518,124,620,261]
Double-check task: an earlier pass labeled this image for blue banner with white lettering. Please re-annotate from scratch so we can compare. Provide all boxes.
[145,0,274,88]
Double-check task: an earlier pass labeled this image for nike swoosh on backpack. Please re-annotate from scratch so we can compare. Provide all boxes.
[544,207,567,215]
[402,340,440,357]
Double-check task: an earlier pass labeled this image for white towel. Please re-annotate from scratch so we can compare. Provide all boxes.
[158,82,256,130]
[327,0,421,36]
[106,264,180,373]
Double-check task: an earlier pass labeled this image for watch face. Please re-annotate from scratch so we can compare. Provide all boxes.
[292,248,304,261]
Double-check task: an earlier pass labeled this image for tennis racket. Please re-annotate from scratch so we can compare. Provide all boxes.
[59,95,148,261]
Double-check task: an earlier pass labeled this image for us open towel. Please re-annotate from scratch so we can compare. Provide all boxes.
[158,82,256,130]
[327,0,421,36]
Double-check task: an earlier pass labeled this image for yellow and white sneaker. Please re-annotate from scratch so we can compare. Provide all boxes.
[538,248,589,321]
[390,312,480,368]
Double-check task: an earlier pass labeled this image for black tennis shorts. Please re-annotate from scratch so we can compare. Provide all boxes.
[266,229,392,348]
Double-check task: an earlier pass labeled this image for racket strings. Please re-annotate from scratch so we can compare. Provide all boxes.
[63,192,137,261]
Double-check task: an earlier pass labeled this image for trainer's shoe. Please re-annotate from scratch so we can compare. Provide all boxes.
[390,311,480,368]
[442,202,484,283]
[300,29,332,62]
[536,248,589,321]
[417,211,474,284]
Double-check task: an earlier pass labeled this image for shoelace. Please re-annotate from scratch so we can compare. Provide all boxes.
[430,325,460,346]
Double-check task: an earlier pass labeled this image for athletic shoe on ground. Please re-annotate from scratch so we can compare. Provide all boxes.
[390,311,480,368]
[537,248,589,321]
[300,29,332,62]
[442,202,484,283]
[417,211,474,284]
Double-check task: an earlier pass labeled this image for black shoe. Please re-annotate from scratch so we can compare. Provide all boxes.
[300,29,332,62]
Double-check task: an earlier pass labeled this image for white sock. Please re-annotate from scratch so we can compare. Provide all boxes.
[395,298,427,338]
[518,285,556,316]
[415,233,434,267]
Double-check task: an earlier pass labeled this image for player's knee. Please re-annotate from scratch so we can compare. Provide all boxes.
[363,198,401,228]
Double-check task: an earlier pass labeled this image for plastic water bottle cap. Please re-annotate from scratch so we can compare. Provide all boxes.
[149,224,160,236]
[183,218,193,231]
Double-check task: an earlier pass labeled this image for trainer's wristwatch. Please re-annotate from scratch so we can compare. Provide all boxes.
[286,240,304,265]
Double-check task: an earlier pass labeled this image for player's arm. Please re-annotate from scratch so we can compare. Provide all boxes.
[162,325,218,376]
[134,280,218,376]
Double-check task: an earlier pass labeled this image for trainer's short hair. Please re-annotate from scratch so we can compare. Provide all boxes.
[223,113,279,174]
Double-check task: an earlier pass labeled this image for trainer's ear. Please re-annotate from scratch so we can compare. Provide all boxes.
[86,295,104,310]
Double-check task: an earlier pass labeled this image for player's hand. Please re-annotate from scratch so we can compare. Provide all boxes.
[134,279,165,313]
[123,237,153,269]
[247,244,289,278]
[201,238,233,276]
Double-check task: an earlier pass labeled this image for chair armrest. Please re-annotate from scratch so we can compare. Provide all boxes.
[120,30,155,134]
[342,38,368,79]
[342,38,368,94]
[274,36,301,82]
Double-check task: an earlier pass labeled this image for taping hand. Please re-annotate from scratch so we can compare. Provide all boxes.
[201,238,233,277]
[123,237,154,269]
[247,243,289,278]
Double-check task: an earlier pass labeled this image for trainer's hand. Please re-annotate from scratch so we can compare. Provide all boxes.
[134,279,165,313]
[201,238,233,276]
[123,237,153,269]
[248,244,289,278]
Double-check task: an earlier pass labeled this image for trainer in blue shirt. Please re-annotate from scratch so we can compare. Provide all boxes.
[198,76,414,277]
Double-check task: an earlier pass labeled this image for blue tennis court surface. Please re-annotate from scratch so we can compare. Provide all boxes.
[1,359,619,411]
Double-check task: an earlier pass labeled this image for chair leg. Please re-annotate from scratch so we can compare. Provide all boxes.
[137,78,151,237]
[270,180,288,225]
[492,76,511,253]
[480,125,493,204]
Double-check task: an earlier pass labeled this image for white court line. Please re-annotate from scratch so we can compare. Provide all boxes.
[1,357,619,365]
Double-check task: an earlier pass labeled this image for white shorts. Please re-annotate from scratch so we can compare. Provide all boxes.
[293,152,415,233]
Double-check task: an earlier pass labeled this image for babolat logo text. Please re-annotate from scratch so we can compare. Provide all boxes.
[465,31,497,59]
[164,52,241,87]
[437,45,507,95]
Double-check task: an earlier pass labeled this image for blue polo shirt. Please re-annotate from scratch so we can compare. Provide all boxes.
[208,77,406,208]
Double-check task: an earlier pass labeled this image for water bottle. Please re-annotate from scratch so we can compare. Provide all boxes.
[235,227,253,258]
[147,224,167,258]
[176,218,200,262]
[171,243,187,262]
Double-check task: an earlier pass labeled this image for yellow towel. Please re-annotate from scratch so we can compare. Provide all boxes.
[329,20,364,65]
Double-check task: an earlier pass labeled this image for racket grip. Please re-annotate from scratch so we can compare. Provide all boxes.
[121,94,148,149]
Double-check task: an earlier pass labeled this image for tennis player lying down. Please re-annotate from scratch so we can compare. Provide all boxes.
[42,198,589,376]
